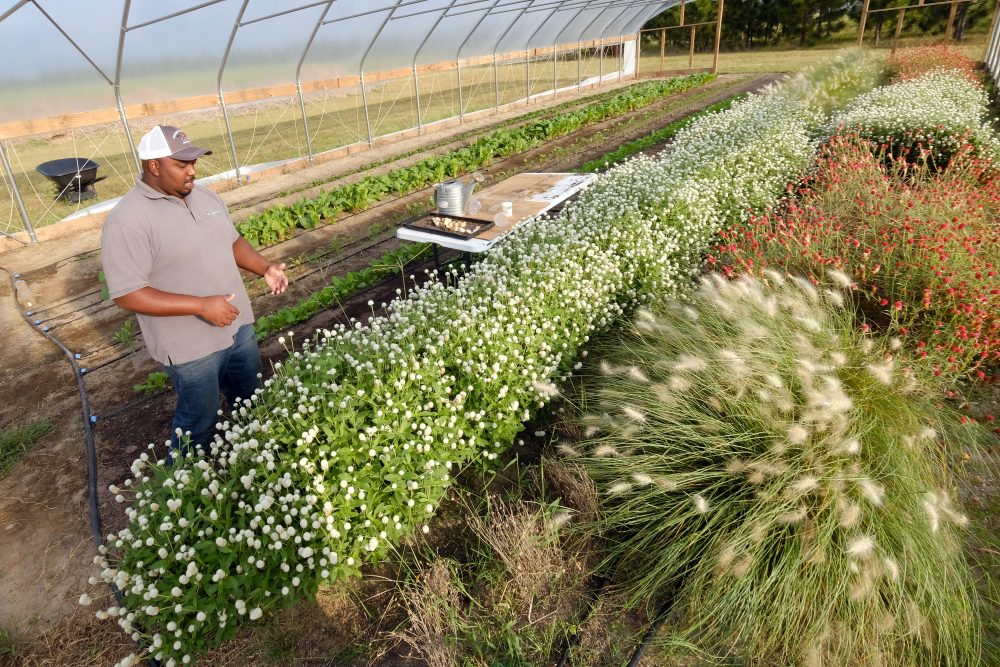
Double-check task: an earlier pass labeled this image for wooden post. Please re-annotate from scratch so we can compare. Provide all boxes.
[690,25,696,71]
[679,0,685,26]
[712,0,724,74]
[944,0,959,42]
[659,28,665,71]
[985,0,1000,61]
[857,0,871,46]
[891,8,906,56]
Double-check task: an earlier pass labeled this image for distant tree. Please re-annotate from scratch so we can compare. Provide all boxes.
[642,0,992,50]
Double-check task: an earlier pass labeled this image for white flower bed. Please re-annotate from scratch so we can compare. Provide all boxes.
[828,69,1000,161]
[95,52,880,665]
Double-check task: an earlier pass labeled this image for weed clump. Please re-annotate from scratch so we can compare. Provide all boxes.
[572,274,980,664]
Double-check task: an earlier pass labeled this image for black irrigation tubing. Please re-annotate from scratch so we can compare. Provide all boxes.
[554,565,686,666]
[30,220,405,334]
[555,574,609,667]
[85,250,446,426]
[3,268,161,666]
[625,597,675,667]
[82,345,143,374]
[93,388,173,424]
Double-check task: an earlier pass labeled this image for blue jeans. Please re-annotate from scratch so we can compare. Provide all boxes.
[163,324,262,454]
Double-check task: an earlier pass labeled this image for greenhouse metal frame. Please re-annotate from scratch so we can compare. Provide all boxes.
[0,0,716,244]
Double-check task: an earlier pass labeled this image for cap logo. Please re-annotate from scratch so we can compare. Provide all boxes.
[172,129,191,145]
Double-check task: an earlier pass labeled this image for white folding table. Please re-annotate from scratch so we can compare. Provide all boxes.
[396,172,596,253]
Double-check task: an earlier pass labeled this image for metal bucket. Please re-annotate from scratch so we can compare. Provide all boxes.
[434,180,467,214]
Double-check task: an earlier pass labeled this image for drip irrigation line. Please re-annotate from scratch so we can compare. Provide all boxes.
[3,267,160,666]
[93,388,172,423]
[34,286,103,314]
[555,574,609,667]
[264,228,401,295]
[28,224,403,334]
[81,346,142,374]
[625,597,674,667]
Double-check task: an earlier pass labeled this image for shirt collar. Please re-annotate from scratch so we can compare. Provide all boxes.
[135,177,189,204]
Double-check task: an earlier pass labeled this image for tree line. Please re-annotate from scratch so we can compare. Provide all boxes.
[644,0,994,49]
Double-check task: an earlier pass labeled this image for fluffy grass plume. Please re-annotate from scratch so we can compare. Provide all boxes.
[572,274,980,664]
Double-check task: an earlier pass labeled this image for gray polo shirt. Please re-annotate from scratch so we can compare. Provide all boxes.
[101,179,254,366]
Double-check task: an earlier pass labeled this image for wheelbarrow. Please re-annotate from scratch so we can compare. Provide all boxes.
[35,158,105,203]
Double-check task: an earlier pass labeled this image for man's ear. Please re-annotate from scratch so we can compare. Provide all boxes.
[147,159,160,176]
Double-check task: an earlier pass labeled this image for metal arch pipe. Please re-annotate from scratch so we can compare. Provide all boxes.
[28,0,141,188]
[551,2,589,46]
[575,6,609,89]
[0,140,35,243]
[358,0,407,148]
[622,1,673,36]
[435,0,532,19]
[523,0,571,105]
[0,0,30,23]
[455,0,504,121]
[114,0,140,175]
[216,0,251,185]
[489,0,533,109]
[413,0,462,131]
[592,4,633,83]
[603,3,653,81]
[623,1,674,74]
[296,0,339,162]
[321,0,434,26]
[551,4,589,95]
[622,1,673,75]
[394,0,525,20]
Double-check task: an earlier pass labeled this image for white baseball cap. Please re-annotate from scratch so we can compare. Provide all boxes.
[137,125,212,161]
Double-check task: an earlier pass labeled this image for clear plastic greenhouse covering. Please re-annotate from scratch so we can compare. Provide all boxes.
[0,0,698,241]
[0,0,685,121]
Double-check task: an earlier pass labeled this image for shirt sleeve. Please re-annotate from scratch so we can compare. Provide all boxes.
[101,221,153,299]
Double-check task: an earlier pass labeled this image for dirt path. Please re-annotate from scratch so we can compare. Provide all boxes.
[0,73,776,652]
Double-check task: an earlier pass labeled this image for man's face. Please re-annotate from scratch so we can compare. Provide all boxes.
[148,157,197,198]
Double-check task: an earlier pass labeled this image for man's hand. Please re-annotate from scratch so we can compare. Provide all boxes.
[264,262,288,295]
[200,293,240,327]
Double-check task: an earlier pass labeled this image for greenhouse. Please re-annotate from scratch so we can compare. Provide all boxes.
[0,1,998,665]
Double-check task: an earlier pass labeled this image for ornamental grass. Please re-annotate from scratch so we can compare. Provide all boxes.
[713,133,1000,396]
[571,274,980,665]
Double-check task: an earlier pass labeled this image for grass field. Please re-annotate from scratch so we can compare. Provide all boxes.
[638,31,990,74]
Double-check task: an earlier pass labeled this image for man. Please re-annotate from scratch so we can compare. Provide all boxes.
[101,125,288,455]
